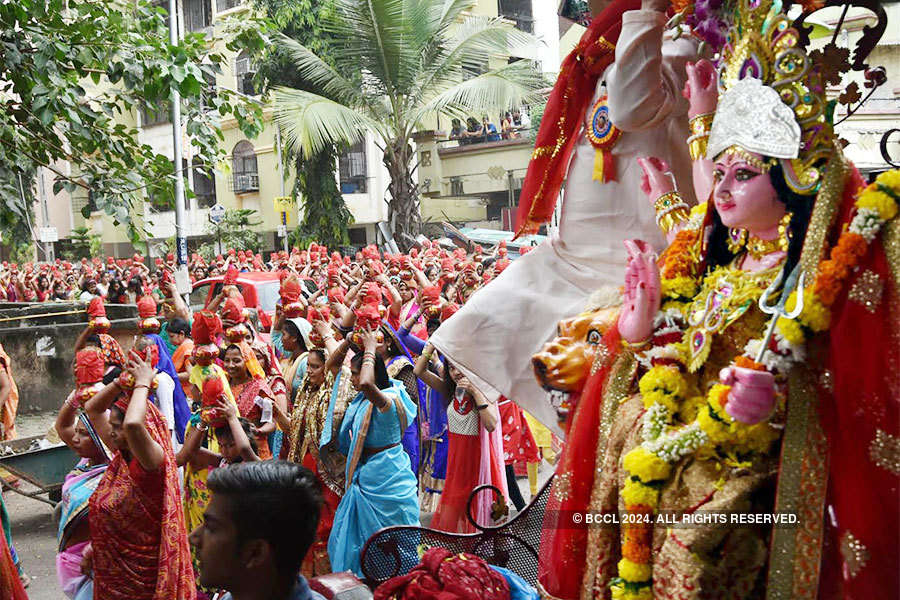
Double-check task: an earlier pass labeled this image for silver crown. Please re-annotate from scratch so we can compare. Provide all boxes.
[707,78,801,161]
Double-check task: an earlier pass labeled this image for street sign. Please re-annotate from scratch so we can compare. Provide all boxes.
[39,227,58,243]
[208,204,226,224]
[273,196,294,212]
[277,224,288,237]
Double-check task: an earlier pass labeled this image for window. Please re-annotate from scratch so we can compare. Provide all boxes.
[216,0,242,11]
[141,100,171,127]
[339,140,367,194]
[498,0,534,33]
[192,159,217,208]
[231,141,259,193]
[200,71,217,112]
[235,51,257,96]
[184,0,212,31]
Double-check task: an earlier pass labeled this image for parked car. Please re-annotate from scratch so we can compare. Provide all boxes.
[190,272,282,332]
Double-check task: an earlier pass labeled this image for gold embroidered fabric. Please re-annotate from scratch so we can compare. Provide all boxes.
[287,367,353,495]
[839,531,870,579]
[869,429,900,476]
[847,270,884,314]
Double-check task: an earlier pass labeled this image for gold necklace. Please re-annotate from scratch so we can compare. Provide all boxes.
[730,213,792,260]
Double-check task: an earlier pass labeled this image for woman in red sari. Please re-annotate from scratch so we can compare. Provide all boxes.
[84,351,195,600]
[222,344,276,459]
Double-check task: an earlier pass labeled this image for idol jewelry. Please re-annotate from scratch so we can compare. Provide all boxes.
[727,227,748,254]
[745,213,792,260]
[654,191,691,234]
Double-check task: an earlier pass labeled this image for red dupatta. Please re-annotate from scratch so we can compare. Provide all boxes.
[815,175,900,599]
[538,327,624,600]
[514,0,640,237]
[89,402,195,600]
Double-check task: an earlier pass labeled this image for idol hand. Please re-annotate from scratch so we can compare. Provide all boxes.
[638,157,675,201]
[617,240,660,344]
[720,365,776,425]
[683,59,718,119]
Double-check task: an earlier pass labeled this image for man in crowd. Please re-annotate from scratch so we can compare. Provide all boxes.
[190,461,326,600]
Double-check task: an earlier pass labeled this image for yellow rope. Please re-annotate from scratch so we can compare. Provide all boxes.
[0,309,86,323]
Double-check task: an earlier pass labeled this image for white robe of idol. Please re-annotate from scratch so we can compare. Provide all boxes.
[430,10,699,434]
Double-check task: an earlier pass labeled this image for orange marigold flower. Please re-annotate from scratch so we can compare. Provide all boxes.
[818,259,849,283]
[623,539,653,564]
[734,356,766,371]
[832,233,868,266]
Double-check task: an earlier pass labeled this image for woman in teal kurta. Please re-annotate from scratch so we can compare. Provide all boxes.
[327,331,420,576]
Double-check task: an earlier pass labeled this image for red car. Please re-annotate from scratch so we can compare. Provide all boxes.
[190,271,282,331]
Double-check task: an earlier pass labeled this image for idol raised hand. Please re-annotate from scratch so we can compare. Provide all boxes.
[719,365,776,425]
[617,239,660,345]
[682,59,717,119]
[683,59,718,202]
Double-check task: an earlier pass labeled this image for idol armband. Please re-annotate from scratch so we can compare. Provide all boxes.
[687,112,713,161]
[654,192,690,234]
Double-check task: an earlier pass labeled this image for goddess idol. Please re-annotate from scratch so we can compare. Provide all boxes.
[538,1,899,599]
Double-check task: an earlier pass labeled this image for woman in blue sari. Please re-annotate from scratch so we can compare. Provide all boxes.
[55,369,110,600]
[328,330,420,576]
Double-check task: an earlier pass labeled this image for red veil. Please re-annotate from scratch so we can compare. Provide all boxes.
[538,327,624,600]
[815,170,899,599]
[89,401,196,600]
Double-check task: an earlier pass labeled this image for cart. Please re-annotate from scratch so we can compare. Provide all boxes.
[0,435,78,507]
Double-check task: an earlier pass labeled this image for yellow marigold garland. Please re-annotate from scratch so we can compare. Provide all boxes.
[638,365,688,413]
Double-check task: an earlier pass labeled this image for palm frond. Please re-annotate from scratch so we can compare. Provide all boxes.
[408,16,543,110]
[326,0,416,97]
[273,34,368,108]
[272,87,384,158]
[412,61,550,125]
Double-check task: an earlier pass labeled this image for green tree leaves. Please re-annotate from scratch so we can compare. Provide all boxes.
[0,0,266,245]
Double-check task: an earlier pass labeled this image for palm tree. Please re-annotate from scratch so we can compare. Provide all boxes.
[272,0,548,242]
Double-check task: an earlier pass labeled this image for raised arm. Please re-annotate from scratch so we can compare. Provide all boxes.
[413,342,450,397]
[358,331,390,411]
[606,0,697,131]
[375,273,402,315]
[325,338,351,377]
[122,355,165,471]
[55,392,81,448]
[165,281,190,320]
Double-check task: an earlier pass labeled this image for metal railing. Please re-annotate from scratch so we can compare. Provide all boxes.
[231,173,259,194]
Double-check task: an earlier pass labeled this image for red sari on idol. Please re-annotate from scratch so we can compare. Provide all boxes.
[89,402,195,600]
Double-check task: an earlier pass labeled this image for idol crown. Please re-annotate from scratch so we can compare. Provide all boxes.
[711,0,832,194]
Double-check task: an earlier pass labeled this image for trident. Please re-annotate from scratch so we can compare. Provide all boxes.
[755,263,805,364]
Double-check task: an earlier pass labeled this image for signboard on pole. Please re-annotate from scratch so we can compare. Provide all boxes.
[39,227,58,243]
[208,204,226,224]
[273,196,295,226]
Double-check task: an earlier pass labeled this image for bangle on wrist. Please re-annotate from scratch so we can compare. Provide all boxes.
[689,112,714,137]
[133,383,150,391]
[476,403,489,410]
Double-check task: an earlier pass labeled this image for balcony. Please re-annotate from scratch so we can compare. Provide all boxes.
[415,129,535,227]
[231,173,259,194]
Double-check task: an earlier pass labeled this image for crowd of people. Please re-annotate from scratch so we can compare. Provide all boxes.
[1,238,554,600]
[448,110,531,146]
[1,0,898,598]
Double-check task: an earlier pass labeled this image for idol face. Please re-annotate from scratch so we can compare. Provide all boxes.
[712,151,785,233]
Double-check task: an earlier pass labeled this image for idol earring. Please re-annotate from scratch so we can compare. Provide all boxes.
[727,228,747,254]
